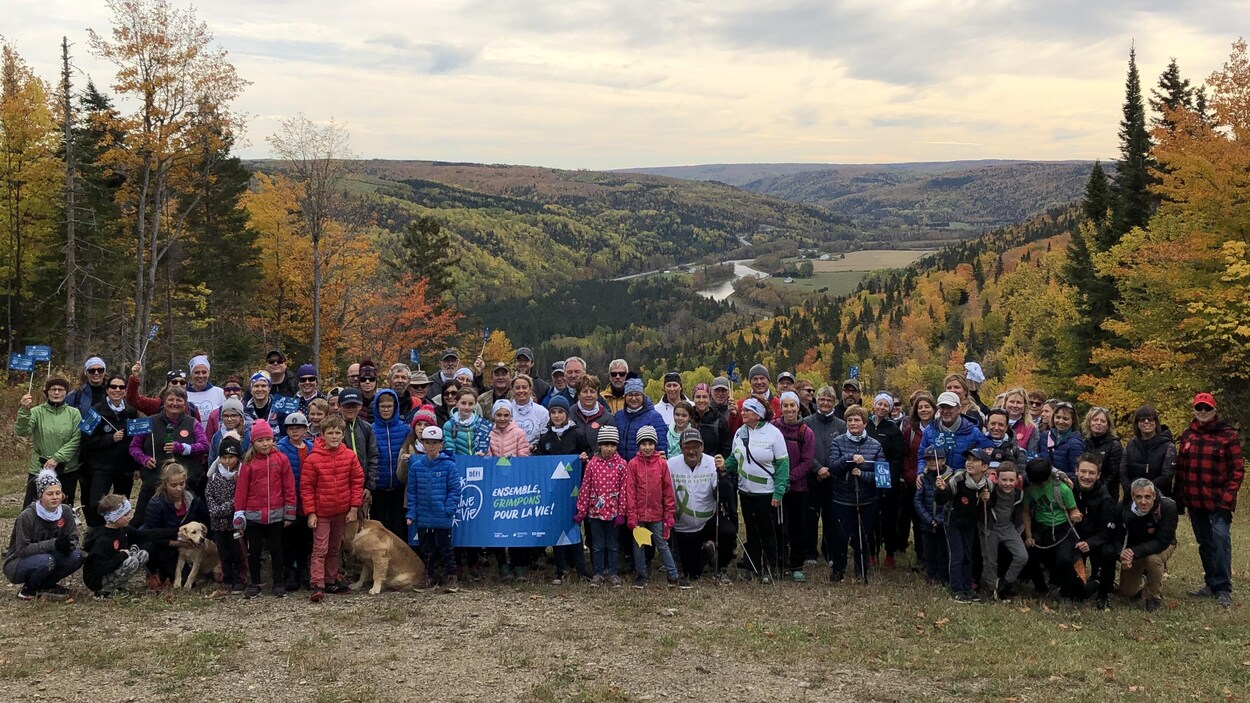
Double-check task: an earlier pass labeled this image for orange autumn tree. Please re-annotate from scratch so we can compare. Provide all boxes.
[338,275,459,366]
[1087,39,1250,429]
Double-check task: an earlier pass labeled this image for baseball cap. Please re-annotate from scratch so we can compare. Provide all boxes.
[680,428,703,446]
[550,361,565,375]
[963,447,992,465]
[266,349,286,362]
[924,446,947,461]
[338,388,364,406]
[491,362,511,374]
[777,371,796,382]
[514,347,534,360]
[1193,392,1216,410]
[936,391,961,408]
[440,348,459,361]
[421,426,444,442]
[711,377,731,391]
[283,412,309,427]
[842,378,861,390]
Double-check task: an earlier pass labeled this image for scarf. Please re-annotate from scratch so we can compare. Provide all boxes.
[845,430,866,443]
[963,472,989,491]
[107,399,126,413]
[550,422,571,437]
[215,462,238,480]
[35,502,64,522]
[1130,501,1149,517]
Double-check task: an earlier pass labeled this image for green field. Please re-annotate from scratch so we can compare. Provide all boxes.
[774,270,868,296]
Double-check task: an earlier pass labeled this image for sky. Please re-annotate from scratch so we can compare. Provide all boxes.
[1,0,1243,169]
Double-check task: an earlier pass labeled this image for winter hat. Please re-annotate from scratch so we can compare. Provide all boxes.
[167,369,188,382]
[83,356,106,373]
[492,399,512,417]
[936,391,961,408]
[748,364,770,380]
[693,383,709,394]
[412,407,437,426]
[44,376,70,392]
[873,392,894,408]
[663,371,682,385]
[219,436,243,458]
[34,468,61,497]
[249,370,271,386]
[455,367,475,379]
[635,426,658,445]
[221,397,245,417]
[249,419,274,441]
[741,398,767,419]
[422,426,444,442]
[284,412,309,427]
[597,425,619,445]
[296,363,317,379]
[623,378,645,395]
[548,395,571,411]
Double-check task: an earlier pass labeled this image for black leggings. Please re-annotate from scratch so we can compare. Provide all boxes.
[673,519,719,579]
[214,529,246,587]
[740,492,780,574]
[84,467,135,527]
[246,522,285,587]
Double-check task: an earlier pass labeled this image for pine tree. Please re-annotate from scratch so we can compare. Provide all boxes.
[1111,46,1155,238]
[1149,57,1195,132]
[380,215,460,300]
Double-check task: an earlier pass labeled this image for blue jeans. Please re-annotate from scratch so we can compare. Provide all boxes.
[632,521,678,580]
[11,550,85,590]
[588,519,619,577]
[1189,508,1233,594]
[945,524,976,594]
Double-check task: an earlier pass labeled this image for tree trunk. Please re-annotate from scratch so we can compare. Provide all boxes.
[62,37,78,363]
[312,232,321,370]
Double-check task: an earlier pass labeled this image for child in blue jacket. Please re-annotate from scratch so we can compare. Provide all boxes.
[406,426,464,592]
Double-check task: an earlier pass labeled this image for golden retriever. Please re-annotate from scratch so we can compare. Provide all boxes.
[175,521,222,588]
[343,518,426,594]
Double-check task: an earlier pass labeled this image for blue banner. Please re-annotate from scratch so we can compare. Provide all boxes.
[8,353,33,372]
[79,408,103,434]
[452,455,582,548]
[849,365,860,380]
[126,418,153,436]
[24,345,51,362]
[874,460,892,489]
[409,349,420,366]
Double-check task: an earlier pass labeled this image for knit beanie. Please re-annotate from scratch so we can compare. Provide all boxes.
[249,419,274,441]
[597,426,619,445]
[636,426,658,445]
[221,397,245,417]
[748,364,770,380]
[34,468,61,497]
[623,378,645,395]
[548,395,571,411]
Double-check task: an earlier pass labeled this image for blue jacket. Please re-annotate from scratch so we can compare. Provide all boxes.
[67,383,104,419]
[276,435,313,498]
[405,450,463,530]
[442,412,493,456]
[142,489,210,541]
[914,469,945,526]
[371,389,412,492]
[917,417,993,474]
[209,425,252,465]
[614,398,669,461]
[827,432,883,505]
[1041,429,1086,478]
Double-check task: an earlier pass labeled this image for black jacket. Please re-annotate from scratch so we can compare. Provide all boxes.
[1122,496,1178,560]
[936,472,991,529]
[536,424,592,459]
[1074,483,1119,556]
[81,400,142,477]
[691,406,731,458]
[867,416,905,488]
[1085,432,1124,501]
[1121,427,1176,498]
[83,524,155,592]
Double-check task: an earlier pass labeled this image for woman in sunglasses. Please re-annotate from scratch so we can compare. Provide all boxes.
[1120,405,1175,499]
[125,364,201,421]
[80,373,142,527]
[66,356,109,418]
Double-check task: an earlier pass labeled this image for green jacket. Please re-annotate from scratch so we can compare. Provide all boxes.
[16,403,83,475]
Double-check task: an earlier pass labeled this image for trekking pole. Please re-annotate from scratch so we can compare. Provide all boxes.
[854,468,867,584]
[772,499,783,586]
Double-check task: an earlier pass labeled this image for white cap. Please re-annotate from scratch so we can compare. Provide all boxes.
[421,426,444,441]
[936,391,961,408]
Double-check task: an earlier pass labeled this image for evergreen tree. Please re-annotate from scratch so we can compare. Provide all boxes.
[1111,46,1155,238]
[1149,57,1195,132]
[380,215,460,299]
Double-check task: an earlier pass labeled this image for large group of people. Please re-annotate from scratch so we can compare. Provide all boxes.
[4,347,1243,612]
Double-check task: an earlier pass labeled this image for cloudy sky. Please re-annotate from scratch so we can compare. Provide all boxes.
[2,1,1242,169]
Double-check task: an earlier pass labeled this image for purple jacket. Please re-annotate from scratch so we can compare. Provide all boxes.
[772,418,816,492]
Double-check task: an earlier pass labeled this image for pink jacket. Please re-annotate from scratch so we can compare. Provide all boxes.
[576,453,628,521]
[489,423,531,458]
[625,452,675,526]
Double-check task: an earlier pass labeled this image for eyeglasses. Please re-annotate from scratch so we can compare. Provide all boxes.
[224,386,243,394]
[106,384,126,390]
[609,372,627,378]
[87,368,106,375]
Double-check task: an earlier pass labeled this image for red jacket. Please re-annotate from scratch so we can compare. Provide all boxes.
[729,393,782,434]
[576,453,628,521]
[234,449,296,525]
[301,437,365,517]
[1175,418,1245,512]
[625,452,675,526]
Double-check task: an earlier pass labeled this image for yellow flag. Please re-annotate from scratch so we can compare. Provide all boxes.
[632,526,653,547]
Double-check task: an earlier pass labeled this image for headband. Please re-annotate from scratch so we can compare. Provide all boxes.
[103,498,133,524]
[189,355,210,372]
[250,371,271,386]
[742,398,767,418]
[84,356,106,372]
[492,399,512,417]
[780,391,800,405]
[456,367,474,378]
[874,392,894,407]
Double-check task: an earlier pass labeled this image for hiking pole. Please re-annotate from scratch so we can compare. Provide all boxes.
[854,467,867,585]
[771,499,783,586]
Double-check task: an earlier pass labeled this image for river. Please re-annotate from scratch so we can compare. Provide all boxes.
[697,260,768,301]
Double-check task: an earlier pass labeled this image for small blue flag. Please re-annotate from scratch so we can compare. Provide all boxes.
[8,353,33,372]
[874,460,892,489]
[849,365,860,380]
[482,327,490,341]
[272,396,299,414]
[127,418,153,436]
[79,408,103,434]
[148,324,159,341]
[409,349,420,366]
[24,345,52,362]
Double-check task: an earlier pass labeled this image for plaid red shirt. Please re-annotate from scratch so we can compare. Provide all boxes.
[1175,418,1245,512]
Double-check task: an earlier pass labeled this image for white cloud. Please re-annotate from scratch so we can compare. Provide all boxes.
[0,0,1242,168]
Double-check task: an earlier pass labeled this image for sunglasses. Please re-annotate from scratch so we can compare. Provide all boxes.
[609,372,627,378]
[1028,401,1043,407]
[359,377,376,383]
[299,377,318,383]
[1195,404,1215,412]
[168,379,186,386]
[87,368,106,375]
[1138,417,1157,424]
[107,384,127,390]
[224,386,243,394]
[1054,401,1074,410]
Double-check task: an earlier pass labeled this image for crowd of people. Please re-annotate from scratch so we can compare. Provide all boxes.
[4,347,1244,612]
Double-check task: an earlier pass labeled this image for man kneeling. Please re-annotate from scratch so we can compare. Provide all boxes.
[1118,478,1177,612]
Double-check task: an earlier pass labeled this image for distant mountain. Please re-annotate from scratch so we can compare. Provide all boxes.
[619,160,1054,187]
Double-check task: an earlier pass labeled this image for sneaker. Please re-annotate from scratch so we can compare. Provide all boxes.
[830,570,845,583]
[883,556,896,570]
[792,570,806,583]
[417,576,434,590]
[444,576,460,593]
[498,566,516,583]
[968,592,983,603]
[670,578,692,590]
[760,574,773,585]
[16,587,36,601]
[94,591,111,600]
[1095,595,1110,611]
[39,585,70,601]
[470,564,486,582]
[146,573,163,591]
[633,575,647,589]
[953,592,974,603]
[551,576,564,586]
[589,575,604,588]
[230,582,246,595]
[243,585,261,599]
[609,575,623,588]
[309,588,325,603]
[514,567,528,581]
[714,572,731,586]
[326,581,352,595]
[1188,585,1216,598]
[1144,598,1160,612]
[272,586,286,598]
[997,582,1017,601]
[1218,592,1232,609]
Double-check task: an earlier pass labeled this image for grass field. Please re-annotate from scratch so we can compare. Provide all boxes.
[776,270,868,297]
[2,449,1249,703]
[808,249,935,272]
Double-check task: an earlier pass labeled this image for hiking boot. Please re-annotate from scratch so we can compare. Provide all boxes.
[589,575,604,588]
[326,581,352,595]
[1218,592,1232,609]
[16,587,36,601]
[272,586,286,598]
[1095,595,1110,611]
[633,575,647,589]
[1144,598,1161,612]
[883,556,896,570]
[444,576,459,593]
[309,588,325,603]
[1189,585,1215,598]
[830,570,845,583]
[609,575,623,588]
[792,570,806,583]
[243,585,261,599]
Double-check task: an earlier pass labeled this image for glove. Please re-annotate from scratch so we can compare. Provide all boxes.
[572,513,584,524]
[232,511,246,532]
[627,519,638,531]
[662,523,672,540]
[54,537,73,554]
[614,515,626,527]
[171,442,187,455]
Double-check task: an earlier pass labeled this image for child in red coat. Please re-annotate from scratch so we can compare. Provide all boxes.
[625,426,683,589]
[232,419,295,598]
[575,425,628,587]
[301,416,364,602]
